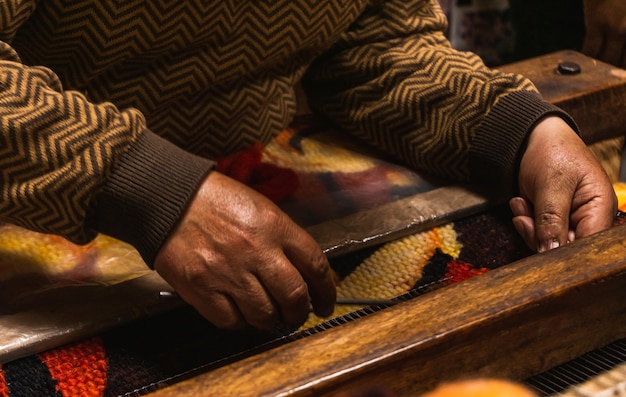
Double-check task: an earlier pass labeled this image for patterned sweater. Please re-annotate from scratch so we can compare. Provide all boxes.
[0,0,575,265]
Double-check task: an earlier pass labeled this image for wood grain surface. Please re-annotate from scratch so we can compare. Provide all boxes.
[500,50,626,144]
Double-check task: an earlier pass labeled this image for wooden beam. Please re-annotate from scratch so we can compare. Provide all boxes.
[309,184,498,258]
[499,50,626,144]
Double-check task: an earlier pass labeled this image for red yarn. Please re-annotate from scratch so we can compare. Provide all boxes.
[216,142,264,183]
[216,143,299,203]
[0,366,8,397]
[445,260,489,284]
[38,337,107,397]
[250,162,299,203]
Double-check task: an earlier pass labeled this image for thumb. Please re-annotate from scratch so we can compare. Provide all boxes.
[532,187,572,253]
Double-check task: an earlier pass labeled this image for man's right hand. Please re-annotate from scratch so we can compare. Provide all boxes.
[153,171,336,331]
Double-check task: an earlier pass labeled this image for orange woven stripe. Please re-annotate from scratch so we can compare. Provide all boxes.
[0,365,9,397]
[38,337,107,397]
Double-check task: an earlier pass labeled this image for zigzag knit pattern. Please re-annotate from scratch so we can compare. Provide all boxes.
[0,0,536,244]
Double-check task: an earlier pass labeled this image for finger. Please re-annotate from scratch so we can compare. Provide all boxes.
[190,292,247,330]
[255,256,312,328]
[509,197,533,218]
[532,185,572,253]
[282,231,336,318]
[230,276,284,330]
[512,215,536,251]
[293,253,335,318]
[510,197,537,250]
[568,229,576,243]
[569,181,617,239]
[571,201,616,238]
[510,197,578,249]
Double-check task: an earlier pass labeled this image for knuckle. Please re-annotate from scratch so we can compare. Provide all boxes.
[254,301,278,325]
[537,204,566,227]
[286,282,309,304]
[262,206,283,226]
[277,279,310,324]
[184,266,213,290]
[196,296,246,330]
[537,211,564,226]
[308,253,331,279]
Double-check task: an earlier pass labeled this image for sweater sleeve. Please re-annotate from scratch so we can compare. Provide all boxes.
[302,0,578,186]
[0,0,37,43]
[0,40,214,266]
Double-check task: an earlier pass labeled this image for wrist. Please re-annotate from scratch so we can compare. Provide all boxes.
[94,131,215,266]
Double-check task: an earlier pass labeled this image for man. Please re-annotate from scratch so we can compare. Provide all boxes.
[0,0,616,331]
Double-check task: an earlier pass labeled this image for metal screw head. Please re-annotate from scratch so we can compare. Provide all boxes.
[556,61,581,75]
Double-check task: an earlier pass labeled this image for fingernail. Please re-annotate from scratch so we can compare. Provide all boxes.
[567,230,575,243]
[158,290,180,299]
[538,238,559,253]
[509,197,524,216]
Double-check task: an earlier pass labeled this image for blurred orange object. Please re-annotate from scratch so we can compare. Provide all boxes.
[422,378,537,397]
[614,182,626,211]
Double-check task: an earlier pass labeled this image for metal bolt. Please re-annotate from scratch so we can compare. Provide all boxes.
[556,61,581,75]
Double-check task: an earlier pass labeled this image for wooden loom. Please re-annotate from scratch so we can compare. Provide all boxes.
[140,51,626,396]
[0,52,626,396]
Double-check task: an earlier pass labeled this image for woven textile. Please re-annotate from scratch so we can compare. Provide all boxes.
[0,204,538,397]
[3,209,625,396]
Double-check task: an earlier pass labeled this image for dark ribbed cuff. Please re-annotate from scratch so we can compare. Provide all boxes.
[469,90,579,190]
[95,130,215,267]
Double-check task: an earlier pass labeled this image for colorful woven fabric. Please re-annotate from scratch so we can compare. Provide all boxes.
[0,337,111,397]
[0,117,435,314]
[302,223,467,329]
[2,206,625,396]
[38,337,107,397]
[214,115,438,231]
[0,368,8,397]
[4,208,626,396]
[0,204,537,397]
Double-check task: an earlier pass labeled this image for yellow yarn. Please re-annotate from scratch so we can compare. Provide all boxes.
[301,223,462,329]
[0,223,149,285]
